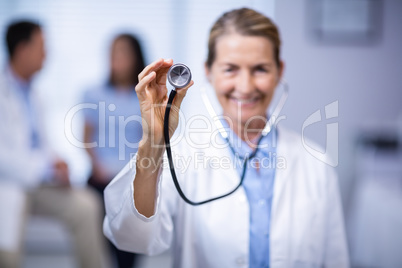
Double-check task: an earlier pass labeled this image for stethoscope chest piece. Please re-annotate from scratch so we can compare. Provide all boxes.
[167,63,192,89]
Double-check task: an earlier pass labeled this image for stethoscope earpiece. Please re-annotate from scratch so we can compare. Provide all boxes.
[167,63,192,89]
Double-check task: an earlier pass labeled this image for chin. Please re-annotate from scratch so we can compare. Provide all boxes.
[34,64,44,73]
[225,112,259,126]
[236,106,263,118]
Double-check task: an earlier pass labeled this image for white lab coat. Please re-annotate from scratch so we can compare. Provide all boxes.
[0,70,51,189]
[103,123,349,267]
[0,70,51,250]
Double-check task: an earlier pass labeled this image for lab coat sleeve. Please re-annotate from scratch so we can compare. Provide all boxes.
[103,153,177,256]
[324,167,350,267]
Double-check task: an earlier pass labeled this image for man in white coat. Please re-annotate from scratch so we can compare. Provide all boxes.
[0,20,107,268]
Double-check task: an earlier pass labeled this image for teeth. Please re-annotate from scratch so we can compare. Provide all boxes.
[238,99,253,104]
[232,98,257,104]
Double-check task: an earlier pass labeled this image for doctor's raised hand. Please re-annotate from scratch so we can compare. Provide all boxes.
[134,58,194,217]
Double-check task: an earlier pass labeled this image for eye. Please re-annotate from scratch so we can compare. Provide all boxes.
[224,67,236,73]
[222,65,238,74]
[255,66,268,73]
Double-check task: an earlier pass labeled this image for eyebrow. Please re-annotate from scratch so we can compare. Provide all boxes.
[220,62,274,67]
[253,62,274,67]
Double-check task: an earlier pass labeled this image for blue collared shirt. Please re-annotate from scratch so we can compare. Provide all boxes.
[224,120,276,268]
[82,85,143,177]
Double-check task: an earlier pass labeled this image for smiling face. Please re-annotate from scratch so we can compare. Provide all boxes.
[206,33,283,129]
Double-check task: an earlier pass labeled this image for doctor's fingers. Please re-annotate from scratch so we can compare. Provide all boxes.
[135,71,156,99]
[138,58,173,82]
[136,72,167,102]
[172,80,194,110]
[155,64,172,86]
[136,59,173,98]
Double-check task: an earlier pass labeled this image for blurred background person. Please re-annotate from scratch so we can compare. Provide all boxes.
[82,33,145,268]
[0,20,108,268]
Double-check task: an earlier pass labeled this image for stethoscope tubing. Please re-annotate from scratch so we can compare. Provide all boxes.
[164,89,261,205]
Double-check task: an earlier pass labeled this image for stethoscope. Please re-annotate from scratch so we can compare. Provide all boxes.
[164,63,289,206]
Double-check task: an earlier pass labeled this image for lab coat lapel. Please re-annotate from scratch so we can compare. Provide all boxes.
[272,127,295,209]
[270,127,297,265]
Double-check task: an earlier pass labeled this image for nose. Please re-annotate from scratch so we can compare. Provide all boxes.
[235,70,254,94]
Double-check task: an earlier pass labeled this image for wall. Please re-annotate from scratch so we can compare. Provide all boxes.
[274,0,402,209]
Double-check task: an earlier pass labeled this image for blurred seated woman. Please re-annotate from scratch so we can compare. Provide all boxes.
[82,33,145,268]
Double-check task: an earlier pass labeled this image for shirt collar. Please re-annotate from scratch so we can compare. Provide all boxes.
[5,64,32,94]
[219,116,277,158]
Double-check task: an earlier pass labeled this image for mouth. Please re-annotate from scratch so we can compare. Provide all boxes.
[229,96,260,108]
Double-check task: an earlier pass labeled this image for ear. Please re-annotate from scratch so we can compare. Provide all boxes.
[204,62,211,83]
[12,41,28,60]
[277,60,285,82]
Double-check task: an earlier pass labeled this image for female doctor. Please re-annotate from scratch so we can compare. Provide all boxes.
[103,8,349,268]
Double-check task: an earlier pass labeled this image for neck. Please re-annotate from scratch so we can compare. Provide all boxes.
[115,84,132,91]
[113,77,133,91]
[10,60,32,81]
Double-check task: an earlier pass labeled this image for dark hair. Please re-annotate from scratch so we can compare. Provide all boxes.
[6,20,41,59]
[206,8,281,68]
[108,34,145,87]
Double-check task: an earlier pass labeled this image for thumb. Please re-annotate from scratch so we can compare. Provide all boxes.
[172,80,194,109]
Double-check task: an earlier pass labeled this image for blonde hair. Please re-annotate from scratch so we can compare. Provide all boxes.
[206,8,281,68]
